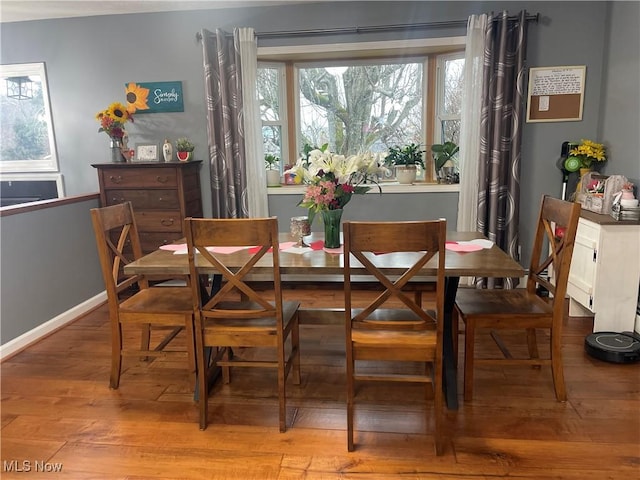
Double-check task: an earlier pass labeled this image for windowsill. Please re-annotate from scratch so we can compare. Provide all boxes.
[268,183,460,195]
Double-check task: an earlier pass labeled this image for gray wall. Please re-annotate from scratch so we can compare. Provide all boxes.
[0,197,104,343]
[600,1,640,180]
[1,1,638,344]
[270,191,460,231]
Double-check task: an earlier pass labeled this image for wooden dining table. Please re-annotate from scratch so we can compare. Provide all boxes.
[124,231,524,410]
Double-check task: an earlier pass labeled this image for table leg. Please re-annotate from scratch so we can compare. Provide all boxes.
[443,276,459,410]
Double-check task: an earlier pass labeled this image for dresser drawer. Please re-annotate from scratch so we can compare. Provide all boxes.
[106,189,180,209]
[135,211,183,232]
[101,168,178,188]
[139,232,184,253]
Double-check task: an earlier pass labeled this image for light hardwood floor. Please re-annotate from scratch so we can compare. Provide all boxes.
[1,289,639,479]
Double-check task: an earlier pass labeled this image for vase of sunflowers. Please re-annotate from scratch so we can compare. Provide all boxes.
[96,102,134,162]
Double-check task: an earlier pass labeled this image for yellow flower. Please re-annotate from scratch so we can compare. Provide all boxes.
[105,102,131,123]
[125,83,150,113]
[96,101,133,139]
[569,139,607,168]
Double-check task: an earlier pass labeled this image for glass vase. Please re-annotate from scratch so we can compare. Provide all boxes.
[321,209,343,249]
[110,138,125,163]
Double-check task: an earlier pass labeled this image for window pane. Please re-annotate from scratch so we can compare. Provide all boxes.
[258,67,280,121]
[262,125,282,159]
[441,119,461,146]
[298,62,423,155]
[0,63,58,173]
[442,58,464,115]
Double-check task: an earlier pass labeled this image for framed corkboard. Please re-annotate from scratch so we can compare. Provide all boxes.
[526,66,586,122]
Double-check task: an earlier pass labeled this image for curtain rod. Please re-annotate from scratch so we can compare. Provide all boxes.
[196,13,538,42]
[256,13,538,39]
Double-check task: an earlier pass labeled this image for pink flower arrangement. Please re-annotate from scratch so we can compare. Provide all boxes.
[285,146,385,224]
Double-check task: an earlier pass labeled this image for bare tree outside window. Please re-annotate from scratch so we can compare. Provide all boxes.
[297,62,423,156]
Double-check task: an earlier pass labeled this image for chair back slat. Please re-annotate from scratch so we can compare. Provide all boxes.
[91,202,147,299]
[184,217,282,320]
[528,195,581,304]
[344,220,446,332]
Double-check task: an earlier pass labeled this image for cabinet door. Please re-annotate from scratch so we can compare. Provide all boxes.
[567,219,599,311]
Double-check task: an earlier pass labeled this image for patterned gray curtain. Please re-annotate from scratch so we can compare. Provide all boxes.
[477,11,528,288]
[201,29,249,219]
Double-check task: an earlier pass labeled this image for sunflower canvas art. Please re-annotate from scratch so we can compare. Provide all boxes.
[124,81,184,113]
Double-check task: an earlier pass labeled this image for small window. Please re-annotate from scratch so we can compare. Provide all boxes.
[435,53,464,145]
[0,62,58,173]
[258,64,287,173]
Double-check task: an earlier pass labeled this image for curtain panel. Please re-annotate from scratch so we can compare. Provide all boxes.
[201,28,249,218]
[476,10,528,289]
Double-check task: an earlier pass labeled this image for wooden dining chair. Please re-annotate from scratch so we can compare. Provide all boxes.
[90,202,195,389]
[453,195,581,402]
[343,219,447,455]
[184,216,301,432]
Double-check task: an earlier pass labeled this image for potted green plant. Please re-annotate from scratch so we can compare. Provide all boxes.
[265,153,281,186]
[386,143,425,184]
[431,141,459,184]
[175,137,195,162]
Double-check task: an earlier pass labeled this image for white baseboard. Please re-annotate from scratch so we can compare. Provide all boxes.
[0,291,107,361]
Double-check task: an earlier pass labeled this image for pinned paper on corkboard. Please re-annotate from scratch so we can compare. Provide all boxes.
[526,66,586,123]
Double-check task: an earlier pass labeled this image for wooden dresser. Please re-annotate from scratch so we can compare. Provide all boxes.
[92,161,203,253]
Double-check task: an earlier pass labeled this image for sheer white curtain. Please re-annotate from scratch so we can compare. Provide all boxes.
[457,14,487,234]
[237,28,268,217]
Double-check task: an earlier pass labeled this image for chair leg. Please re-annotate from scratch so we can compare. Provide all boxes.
[222,347,231,384]
[432,361,444,456]
[550,328,567,402]
[184,315,197,389]
[346,344,355,451]
[526,328,540,360]
[140,323,151,361]
[110,322,123,389]
[463,318,475,402]
[278,337,287,433]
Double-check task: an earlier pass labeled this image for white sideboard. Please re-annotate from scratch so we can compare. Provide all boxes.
[567,210,640,333]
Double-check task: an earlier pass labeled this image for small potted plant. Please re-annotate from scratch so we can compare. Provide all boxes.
[386,143,425,184]
[175,137,195,162]
[265,153,281,187]
[431,141,459,184]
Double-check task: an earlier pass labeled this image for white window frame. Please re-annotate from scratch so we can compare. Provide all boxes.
[258,37,465,188]
[258,62,288,173]
[434,51,465,144]
[0,62,59,173]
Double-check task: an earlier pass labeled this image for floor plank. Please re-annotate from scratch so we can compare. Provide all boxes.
[1,292,639,479]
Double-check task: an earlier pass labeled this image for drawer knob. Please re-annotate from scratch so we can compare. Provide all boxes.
[161,218,175,226]
[109,175,123,184]
[156,176,169,183]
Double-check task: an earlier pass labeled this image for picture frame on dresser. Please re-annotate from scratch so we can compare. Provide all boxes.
[134,143,159,162]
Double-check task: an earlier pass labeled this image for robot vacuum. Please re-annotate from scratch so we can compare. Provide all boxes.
[585,331,640,364]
